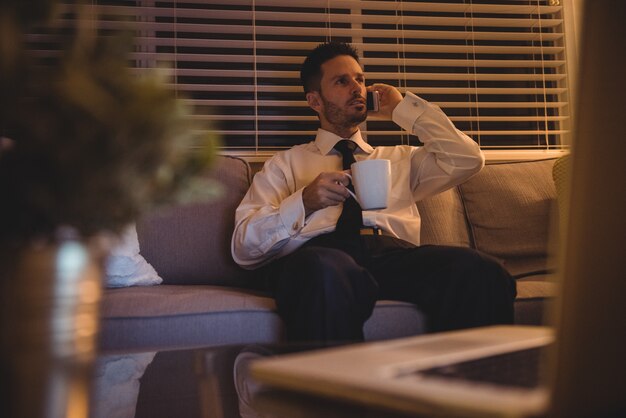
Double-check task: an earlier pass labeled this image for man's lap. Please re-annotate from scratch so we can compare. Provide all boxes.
[262,233,516,335]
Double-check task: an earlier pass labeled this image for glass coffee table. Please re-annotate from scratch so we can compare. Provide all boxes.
[91,342,422,418]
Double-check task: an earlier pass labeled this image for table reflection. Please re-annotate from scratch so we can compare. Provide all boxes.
[90,344,283,418]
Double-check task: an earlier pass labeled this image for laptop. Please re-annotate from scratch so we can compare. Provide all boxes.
[251,325,553,417]
[250,3,626,417]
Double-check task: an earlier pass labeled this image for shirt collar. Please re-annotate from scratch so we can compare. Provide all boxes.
[314,128,374,156]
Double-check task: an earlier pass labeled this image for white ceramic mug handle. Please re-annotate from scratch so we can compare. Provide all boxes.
[343,173,360,205]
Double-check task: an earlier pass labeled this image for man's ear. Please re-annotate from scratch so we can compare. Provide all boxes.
[306,91,322,114]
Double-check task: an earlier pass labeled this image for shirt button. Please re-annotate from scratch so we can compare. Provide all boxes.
[292,222,299,231]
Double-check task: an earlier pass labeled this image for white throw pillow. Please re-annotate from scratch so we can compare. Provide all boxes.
[104,224,163,288]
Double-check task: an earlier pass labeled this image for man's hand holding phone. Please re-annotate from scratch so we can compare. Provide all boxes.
[366,84,403,120]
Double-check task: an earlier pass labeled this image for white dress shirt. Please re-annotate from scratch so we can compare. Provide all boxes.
[231,92,485,269]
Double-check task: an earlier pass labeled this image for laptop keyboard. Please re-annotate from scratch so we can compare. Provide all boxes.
[417,346,547,389]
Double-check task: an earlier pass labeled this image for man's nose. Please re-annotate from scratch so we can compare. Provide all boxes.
[349,79,363,96]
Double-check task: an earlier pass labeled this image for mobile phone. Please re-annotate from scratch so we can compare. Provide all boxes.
[367,91,380,112]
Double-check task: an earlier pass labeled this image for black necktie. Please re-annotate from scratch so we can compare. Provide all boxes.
[334,140,363,236]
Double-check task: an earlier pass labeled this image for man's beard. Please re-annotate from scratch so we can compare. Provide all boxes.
[320,93,367,131]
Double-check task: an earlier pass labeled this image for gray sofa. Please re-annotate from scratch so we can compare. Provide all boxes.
[99,156,558,352]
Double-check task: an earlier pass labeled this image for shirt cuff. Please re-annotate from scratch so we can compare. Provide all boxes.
[279,188,306,236]
[392,91,428,133]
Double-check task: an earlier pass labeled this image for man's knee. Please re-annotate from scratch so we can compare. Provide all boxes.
[275,246,378,306]
[446,248,516,299]
[284,247,359,286]
[423,247,516,330]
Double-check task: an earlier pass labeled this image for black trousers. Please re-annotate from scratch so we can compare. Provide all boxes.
[263,232,517,343]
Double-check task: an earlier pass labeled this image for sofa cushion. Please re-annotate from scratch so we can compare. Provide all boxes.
[458,159,557,276]
[363,300,426,340]
[514,276,557,326]
[99,285,283,350]
[516,276,557,299]
[137,156,253,287]
[552,154,572,246]
[99,286,427,350]
[101,285,276,318]
[417,187,470,247]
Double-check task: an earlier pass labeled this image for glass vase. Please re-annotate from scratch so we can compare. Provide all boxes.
[0,230,104,418]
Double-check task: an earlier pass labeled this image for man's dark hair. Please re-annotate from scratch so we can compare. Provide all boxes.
[300,42,360,95]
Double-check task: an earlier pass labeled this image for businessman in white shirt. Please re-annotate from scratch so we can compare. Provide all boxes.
[232,42,516,342]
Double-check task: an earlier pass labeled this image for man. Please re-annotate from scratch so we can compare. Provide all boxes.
[231,42,516,342]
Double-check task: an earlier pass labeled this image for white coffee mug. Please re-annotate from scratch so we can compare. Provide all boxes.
[346,159,391,210]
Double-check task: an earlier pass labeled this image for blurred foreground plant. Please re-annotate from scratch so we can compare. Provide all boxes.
[0,0,219,248]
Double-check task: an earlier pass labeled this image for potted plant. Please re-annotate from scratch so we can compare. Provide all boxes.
[0,1,218,416]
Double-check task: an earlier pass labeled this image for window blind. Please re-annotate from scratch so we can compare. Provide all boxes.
[32,0,572,156]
